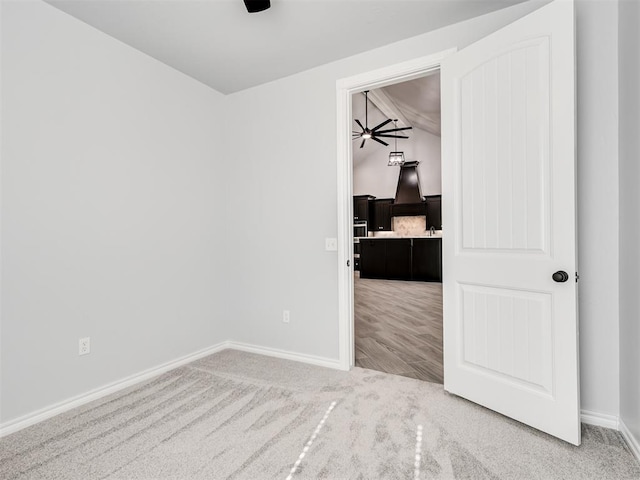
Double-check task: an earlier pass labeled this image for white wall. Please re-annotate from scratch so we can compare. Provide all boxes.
[352,94,441,198]
[574,0,620,417]
[223,0,623,418]
[618,0,640,447]
[1,1,229,423]
[223,2,546,358]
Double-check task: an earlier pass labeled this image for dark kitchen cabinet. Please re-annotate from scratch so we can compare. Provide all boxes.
[385,239,413,280]
[353,195,375,223]
[425,195,442,230]
[360,237,442,282]
[412,238,442,282]
[390,201,426,217]
[359,239,387,279]
[371,198,394,232]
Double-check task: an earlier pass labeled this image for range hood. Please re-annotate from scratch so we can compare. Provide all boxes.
[391,161,426,217]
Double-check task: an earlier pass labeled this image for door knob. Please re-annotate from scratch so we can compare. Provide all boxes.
[552,271,569,283]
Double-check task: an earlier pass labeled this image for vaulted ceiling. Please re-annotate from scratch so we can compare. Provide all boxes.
[376,73,441,137]
[351,72,441,167]
[45,0,527,94]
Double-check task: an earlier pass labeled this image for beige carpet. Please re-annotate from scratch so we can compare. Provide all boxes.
[1,350,638,479]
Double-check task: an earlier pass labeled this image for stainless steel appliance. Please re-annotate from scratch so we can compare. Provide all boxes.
[354,221,368,239]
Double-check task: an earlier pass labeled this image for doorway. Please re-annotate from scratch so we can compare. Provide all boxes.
[335,49,453,373]
[351,73,444,383]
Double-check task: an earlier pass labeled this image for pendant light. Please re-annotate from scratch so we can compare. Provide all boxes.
[388,120,406,166]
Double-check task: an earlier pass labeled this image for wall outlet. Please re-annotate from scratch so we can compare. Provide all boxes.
[283,310,290,324]
[79,337,90,356]
[325,238,338,251]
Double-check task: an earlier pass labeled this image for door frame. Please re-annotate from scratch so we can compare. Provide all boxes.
[335,48,456,371]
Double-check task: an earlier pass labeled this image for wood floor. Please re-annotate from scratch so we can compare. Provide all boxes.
[354,272,443,384]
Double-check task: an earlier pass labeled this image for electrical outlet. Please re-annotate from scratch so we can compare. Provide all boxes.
[325,238,338,251]
[283,310,290,324]
[79,337,90,356]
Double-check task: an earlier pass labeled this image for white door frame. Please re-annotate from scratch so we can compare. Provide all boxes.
[335,48,457,371]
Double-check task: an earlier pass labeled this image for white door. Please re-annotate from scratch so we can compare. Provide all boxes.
[441,0,579,444]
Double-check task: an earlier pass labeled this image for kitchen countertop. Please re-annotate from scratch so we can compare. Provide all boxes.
[354,232,443,241]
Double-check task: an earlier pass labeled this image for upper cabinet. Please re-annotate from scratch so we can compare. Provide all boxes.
[355,194,441,231]
[371,198,394,231]
[425,195,442,230]
[353,195,375,223]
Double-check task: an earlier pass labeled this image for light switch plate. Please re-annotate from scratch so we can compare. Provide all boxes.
[325,238,338,251]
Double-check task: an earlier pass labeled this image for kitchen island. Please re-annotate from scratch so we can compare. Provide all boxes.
[359,236,442,282]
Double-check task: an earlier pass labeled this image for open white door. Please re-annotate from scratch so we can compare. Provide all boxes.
[441,0,579,444]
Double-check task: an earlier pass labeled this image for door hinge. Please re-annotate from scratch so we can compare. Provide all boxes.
[575,272,580,282]
[347,259,351,267]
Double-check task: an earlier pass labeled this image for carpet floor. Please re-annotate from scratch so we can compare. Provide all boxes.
[1,350,638,479]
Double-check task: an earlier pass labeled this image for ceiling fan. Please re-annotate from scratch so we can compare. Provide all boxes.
[243,0,270,13]
[353,91,412,148]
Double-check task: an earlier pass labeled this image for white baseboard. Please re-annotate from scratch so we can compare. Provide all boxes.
[580,409,620,430]
[226,341,343,370]
[0,341,341,438]
[3,342,625,449]
[0,341,230,438]
[620,418,640,464]
[580,411,640,464]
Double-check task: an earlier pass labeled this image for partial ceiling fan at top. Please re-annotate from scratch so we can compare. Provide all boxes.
[352,91,412,148]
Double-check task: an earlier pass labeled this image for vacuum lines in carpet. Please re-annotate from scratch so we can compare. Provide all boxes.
[1,349,639,479]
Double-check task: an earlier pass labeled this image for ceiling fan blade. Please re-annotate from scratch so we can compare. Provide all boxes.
[375,126,413,134]
[375,134,410,139]
[372,137,389,147]
[355,119,365,131]
[360,139,367,149]
[371,118,392,132]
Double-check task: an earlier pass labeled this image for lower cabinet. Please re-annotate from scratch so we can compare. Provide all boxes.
[359,239,387,278]
[385,239,413,280]
[412,238,442,281]
[359,238,442,282]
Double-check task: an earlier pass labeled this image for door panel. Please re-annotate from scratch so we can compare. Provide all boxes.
[460,38,549,253]
[459,283,553,395]
[442,0,579,444]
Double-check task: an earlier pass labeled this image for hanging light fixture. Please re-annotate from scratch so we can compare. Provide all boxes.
[388,120,406,166]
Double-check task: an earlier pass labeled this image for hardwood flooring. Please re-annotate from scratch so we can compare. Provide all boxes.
[354,272,443,384]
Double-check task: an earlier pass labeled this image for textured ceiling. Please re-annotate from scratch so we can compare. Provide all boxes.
[46,0,527,94]
[382,73,441,136]
[352,73,441,167]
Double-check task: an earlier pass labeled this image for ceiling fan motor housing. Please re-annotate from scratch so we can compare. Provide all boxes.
[243,0,271,13]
